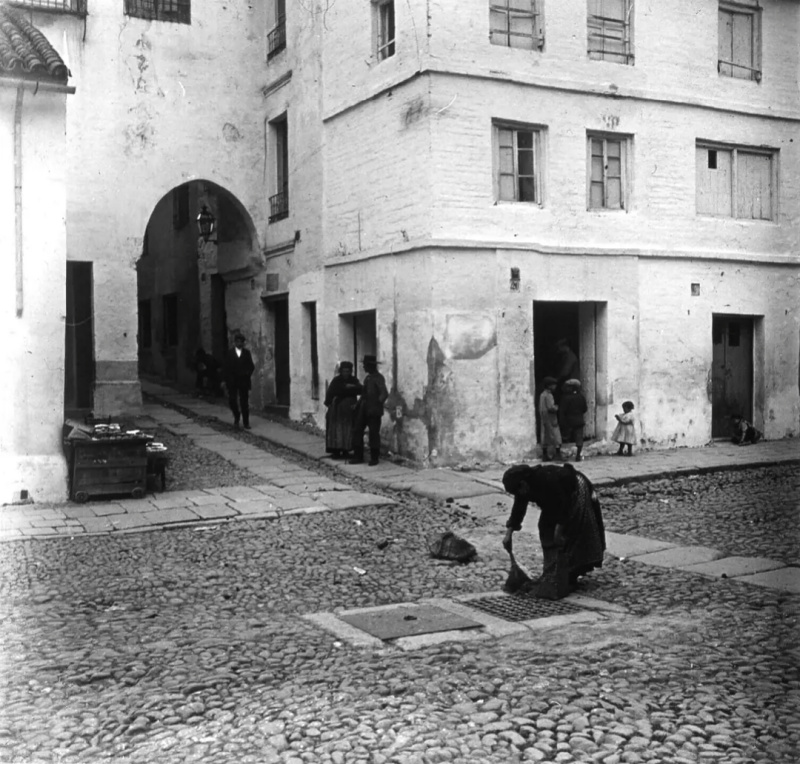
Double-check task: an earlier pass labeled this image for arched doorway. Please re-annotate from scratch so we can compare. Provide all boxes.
[136,181,259,398]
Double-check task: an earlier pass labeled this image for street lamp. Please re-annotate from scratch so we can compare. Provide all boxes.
[197,205,216,242]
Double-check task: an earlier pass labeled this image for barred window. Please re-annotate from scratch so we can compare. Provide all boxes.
[718,1,761,82]
[124,0,190,24]
[490,0,543,51]
[588,0,633,64]
[7,0,86,12]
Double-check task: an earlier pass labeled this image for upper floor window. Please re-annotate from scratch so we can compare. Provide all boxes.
[490,0,544,51]
[588,0,633,64]
[588,133,630,211]
[124,0,190,24]
[718,1,761,82]
[8,0,86,12]
[374,0,395,61]
[268,0,286,59]
[494,122,544,205]
[696,143,775,220]
[269,115,290,223]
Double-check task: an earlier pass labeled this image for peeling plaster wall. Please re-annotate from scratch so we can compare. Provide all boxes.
[1,88,69,503]
[31,1,269,416]
[309,0,799,464]
[638,259,800,445]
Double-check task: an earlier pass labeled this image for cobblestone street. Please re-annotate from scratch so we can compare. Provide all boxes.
[0,402,798,764]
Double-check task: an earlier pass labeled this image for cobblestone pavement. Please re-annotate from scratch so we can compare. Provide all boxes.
[0,419,798,763]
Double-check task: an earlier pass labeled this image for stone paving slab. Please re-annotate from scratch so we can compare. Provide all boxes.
[629,545,725,568]
[681,555,787,578]
[733,566,800,593]
[142,508,202,525]
[605,532,677,559]
[448,493,511,523]
[307,491,396,510]
[383,478,500,501]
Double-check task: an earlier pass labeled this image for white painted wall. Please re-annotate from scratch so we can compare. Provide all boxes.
[1,85,70,503]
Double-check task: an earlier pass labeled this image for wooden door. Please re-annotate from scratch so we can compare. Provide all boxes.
[273,298,290,406]
[64,262,94,415]
[711,316,753,437]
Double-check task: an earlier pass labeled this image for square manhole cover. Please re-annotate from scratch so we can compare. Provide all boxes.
[338,604,484,640]
[463,594,585,622]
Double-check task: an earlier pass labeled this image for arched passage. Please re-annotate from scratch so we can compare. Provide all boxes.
[136,180,259,395]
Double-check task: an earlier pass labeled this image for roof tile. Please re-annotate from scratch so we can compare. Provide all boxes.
[0,4,69,84]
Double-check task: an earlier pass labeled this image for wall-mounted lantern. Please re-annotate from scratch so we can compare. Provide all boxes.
[197,205,216,242]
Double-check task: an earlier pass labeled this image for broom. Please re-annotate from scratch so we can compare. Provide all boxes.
[503,535,535,594]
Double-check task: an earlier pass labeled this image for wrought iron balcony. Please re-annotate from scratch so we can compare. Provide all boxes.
[269,190,289,223]
[268,19,286,59]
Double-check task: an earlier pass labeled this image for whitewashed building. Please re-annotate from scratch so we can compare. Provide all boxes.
[294,0,800,465]
[4,0,800,502]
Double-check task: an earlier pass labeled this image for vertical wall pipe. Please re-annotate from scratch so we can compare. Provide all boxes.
[14,85,23,317]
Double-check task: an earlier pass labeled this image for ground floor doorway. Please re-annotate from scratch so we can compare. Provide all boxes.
[268,297,291,408]
[339,310,377,372]
[533,301,607,444]
[711,315,755,438]
[64,262,94,417]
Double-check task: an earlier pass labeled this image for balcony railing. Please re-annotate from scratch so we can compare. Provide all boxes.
[267,19,286,59]
[269,190,289,223]
[8,0,86,13]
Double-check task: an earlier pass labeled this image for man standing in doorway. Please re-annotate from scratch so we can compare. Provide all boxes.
[350,354,388,466]
[224,332,255,429]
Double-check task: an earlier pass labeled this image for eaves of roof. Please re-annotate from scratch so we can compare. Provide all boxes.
[0,3,69,85]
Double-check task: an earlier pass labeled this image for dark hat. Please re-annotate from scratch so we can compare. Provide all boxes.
[542,376,557,387]
[339,361,354,370]
[362,354,380,365]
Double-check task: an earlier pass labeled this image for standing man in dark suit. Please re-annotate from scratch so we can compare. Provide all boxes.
[349,354,388,466]
[224,332,255,429]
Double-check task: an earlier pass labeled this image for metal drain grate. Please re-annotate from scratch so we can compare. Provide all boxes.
[464,594,585,622]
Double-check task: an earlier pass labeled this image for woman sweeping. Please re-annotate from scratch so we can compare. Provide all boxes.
[502,463,606,600]
[323,362,362,459]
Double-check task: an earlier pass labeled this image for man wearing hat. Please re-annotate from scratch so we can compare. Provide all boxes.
[350,354,388,466]
[223,332,255,429]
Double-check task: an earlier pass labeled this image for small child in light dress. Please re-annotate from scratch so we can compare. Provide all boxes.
[612,400,636,456]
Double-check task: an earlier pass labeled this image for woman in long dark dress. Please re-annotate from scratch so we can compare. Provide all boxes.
[324,362,362,458]
[502,463,606,599]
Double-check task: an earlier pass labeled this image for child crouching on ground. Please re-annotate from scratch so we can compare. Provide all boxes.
[612,400,636,456]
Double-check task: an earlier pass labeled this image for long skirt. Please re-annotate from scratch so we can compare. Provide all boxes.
[325,396,357,453]
[537,472,606,598]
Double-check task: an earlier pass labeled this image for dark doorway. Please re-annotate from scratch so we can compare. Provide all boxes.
[339,310,377,369]
[303,301,320,400]
[533,302,580,391]
[272,298,290,406]
[533,301,606,444]
[711,315,754,437]
[210,275,228,361]
[65,262,94,416]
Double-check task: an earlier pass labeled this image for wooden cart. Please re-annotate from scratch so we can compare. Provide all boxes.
[66,437,149,503]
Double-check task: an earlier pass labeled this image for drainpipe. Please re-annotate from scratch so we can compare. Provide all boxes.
[14,85,23,317]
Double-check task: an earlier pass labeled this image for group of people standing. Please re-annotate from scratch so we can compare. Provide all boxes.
[324,355,388,466]
[539,339,637,461]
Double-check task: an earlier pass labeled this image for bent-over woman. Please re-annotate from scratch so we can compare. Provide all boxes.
[502,463,606,600]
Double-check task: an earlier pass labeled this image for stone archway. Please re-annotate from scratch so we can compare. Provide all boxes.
[136,180,260,395]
